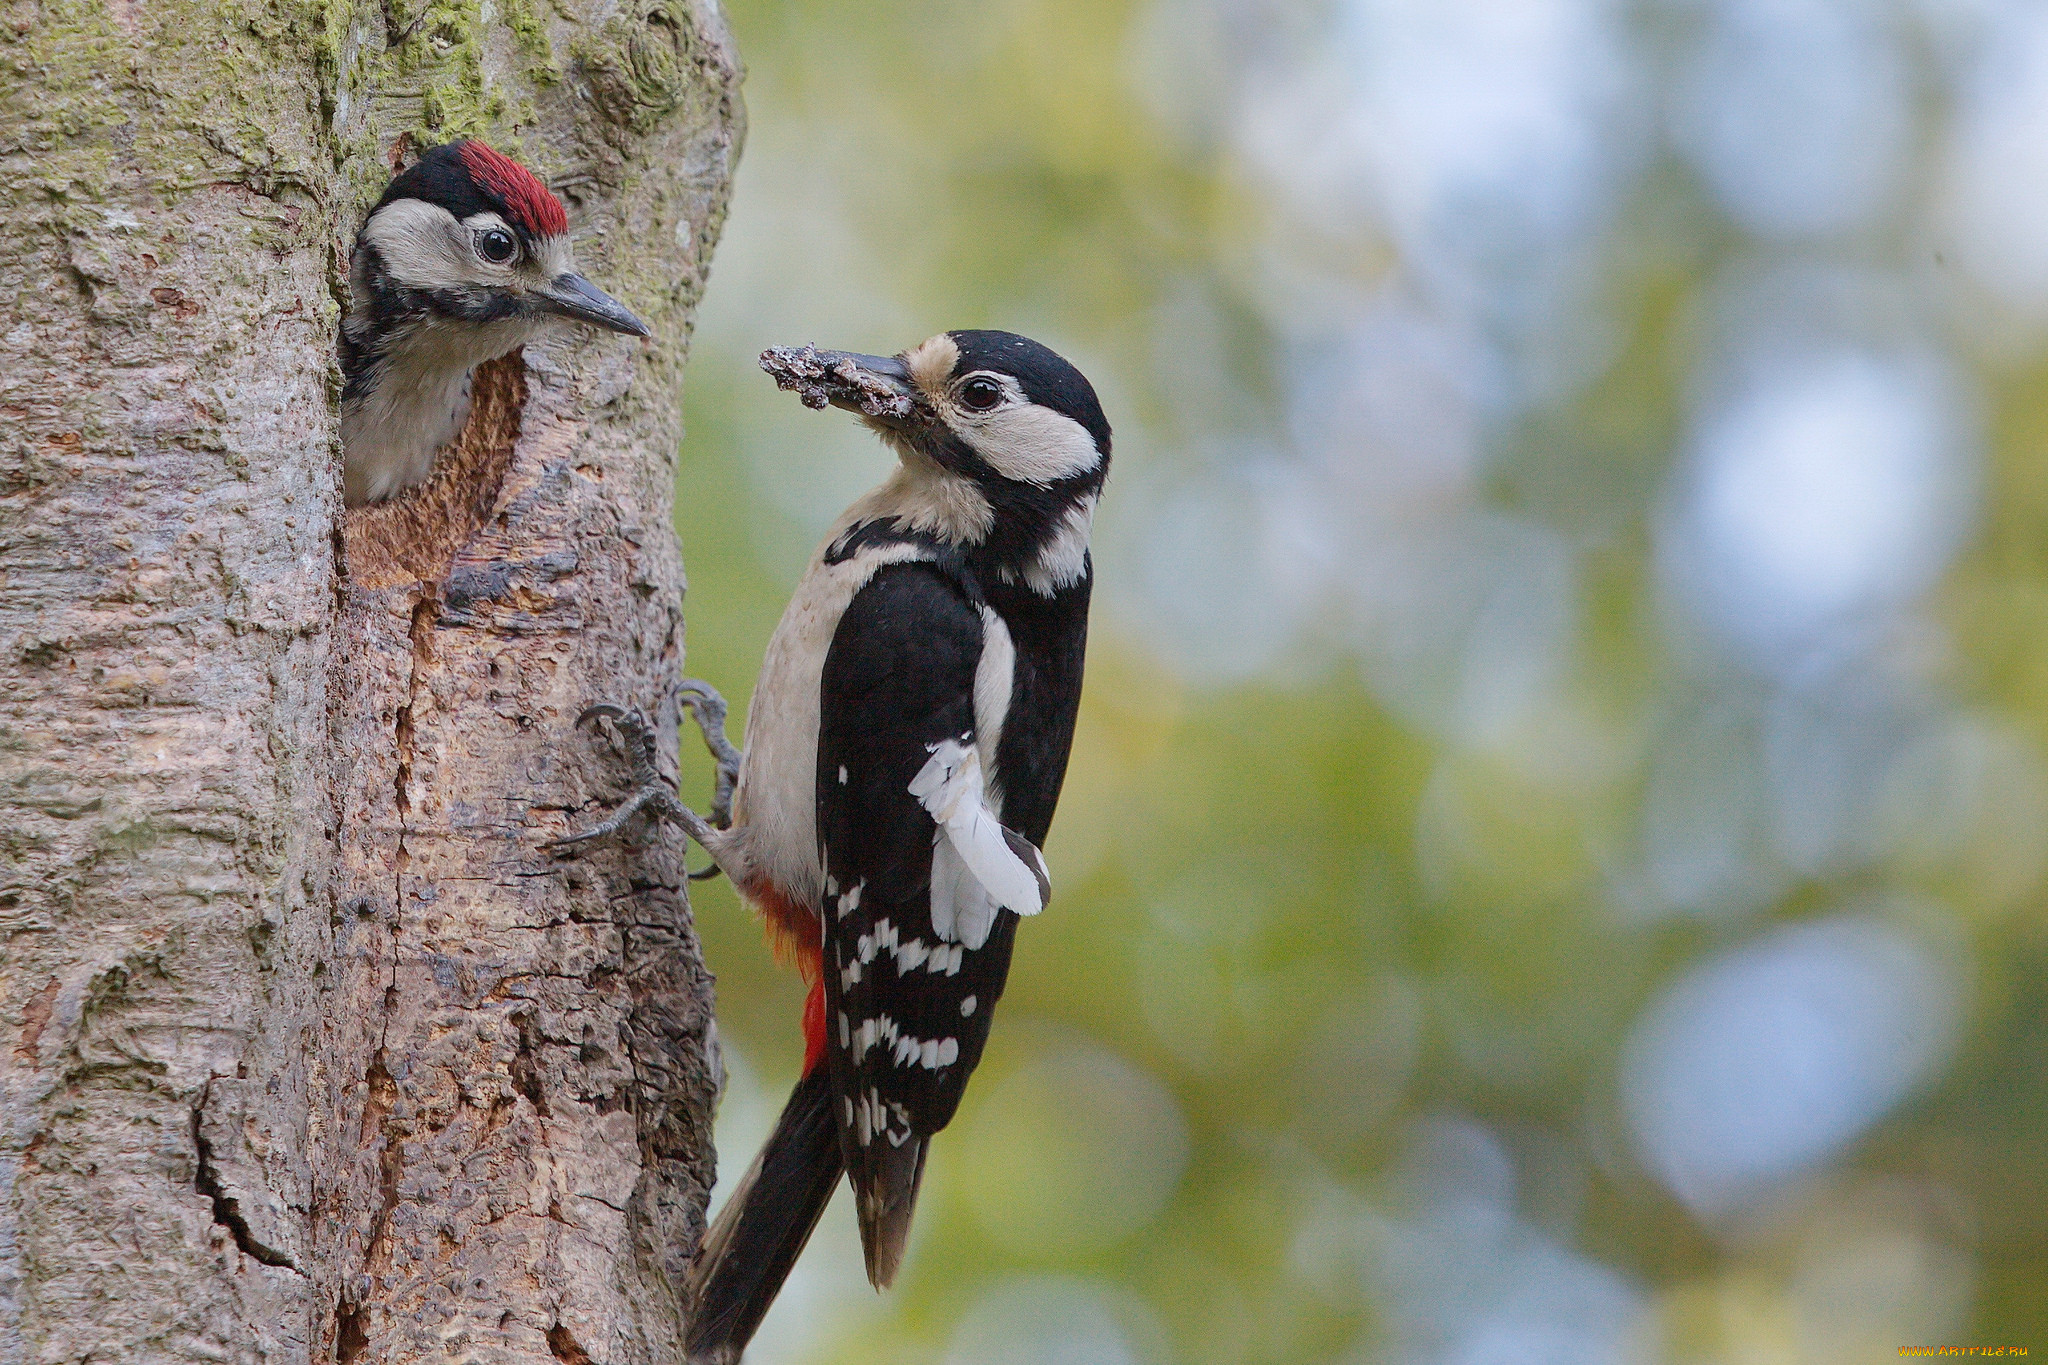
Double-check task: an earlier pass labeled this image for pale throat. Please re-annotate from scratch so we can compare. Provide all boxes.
[341,314,545,503]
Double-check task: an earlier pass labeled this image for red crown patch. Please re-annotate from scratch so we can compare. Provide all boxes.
[457,140,568,238]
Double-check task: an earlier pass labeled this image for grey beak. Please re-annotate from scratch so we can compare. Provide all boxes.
[811,351,912,386]
[540,273,650,337]
[759,345,923,423]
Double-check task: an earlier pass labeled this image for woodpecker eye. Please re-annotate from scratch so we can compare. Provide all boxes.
[959,376,1004,412]
[474,228,518,265]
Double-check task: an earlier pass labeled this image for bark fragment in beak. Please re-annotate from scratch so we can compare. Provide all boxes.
[760,345,925,424]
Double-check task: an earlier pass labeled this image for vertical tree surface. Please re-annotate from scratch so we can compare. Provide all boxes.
[0,0,742,1357]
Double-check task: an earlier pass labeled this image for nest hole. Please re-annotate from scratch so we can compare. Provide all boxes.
[340,353,528,588]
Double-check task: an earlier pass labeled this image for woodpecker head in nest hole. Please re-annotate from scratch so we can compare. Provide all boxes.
[338,140,649,507]
[760,330,1111,591]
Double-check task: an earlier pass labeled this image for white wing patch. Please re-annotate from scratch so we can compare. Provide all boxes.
[973,608,1016,794]
[851,1088,914,1148]
[845,1012,963,1071]
[928,836,998,949]
[910,737,1050,949]
[835,878,864,920]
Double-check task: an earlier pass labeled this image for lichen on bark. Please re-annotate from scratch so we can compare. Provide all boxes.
[0,0,742,1356]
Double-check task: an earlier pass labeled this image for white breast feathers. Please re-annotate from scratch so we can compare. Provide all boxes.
[909,738,1050,949]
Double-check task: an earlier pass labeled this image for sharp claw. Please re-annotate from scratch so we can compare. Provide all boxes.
[555,698,732,867]
[677,678,742,831]
[546,782,664,849]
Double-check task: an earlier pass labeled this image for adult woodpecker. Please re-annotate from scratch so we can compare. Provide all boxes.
[338,139,649,506]
[553,330,1109,1362]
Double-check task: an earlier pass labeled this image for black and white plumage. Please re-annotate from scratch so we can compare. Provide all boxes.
[338,140,648,506]
[552,330,1108,1363]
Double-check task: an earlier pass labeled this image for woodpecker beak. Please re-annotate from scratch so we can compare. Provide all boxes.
[759,345,924,425]
[538,273,650,337]
[812,352,919,420]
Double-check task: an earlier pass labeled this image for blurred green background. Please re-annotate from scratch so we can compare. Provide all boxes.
[670,1,2048,1360]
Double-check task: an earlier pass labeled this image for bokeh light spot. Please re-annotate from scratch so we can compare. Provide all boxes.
[1622,913,1965,1216]
[1662,349,1977,664]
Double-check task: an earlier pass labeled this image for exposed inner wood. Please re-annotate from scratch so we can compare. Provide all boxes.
[341,353,530,588]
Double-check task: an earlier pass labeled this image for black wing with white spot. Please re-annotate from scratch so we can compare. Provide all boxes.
[816,560,1039,1284]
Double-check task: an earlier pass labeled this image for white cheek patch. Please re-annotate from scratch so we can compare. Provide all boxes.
[362,200,565,294]
[964,403,1102,486]
[360,198,472,291]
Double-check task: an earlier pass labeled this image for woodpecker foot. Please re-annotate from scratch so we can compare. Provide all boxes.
[549,703,725,872]
[680,678,742,831]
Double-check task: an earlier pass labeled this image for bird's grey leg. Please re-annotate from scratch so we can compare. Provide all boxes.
[680,679,742,831]
[549,704,729,878]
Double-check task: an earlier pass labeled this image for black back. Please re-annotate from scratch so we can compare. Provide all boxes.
[813,551,1089,1174]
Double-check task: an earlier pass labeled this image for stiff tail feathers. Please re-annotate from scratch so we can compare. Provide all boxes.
[850,1133,928,1290]
[685,1065,844,1364]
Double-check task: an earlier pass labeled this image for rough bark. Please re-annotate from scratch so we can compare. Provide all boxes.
[0,0,741,1358]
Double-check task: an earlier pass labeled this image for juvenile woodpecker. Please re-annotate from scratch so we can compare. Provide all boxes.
[554,331,1109,1362]
[339,140,649,506]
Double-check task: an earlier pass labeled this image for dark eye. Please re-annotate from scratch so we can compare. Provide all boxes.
[960,376,1003,411]
[474,228,517,264]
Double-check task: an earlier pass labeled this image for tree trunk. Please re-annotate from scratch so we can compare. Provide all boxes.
[0,0,742,1358]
